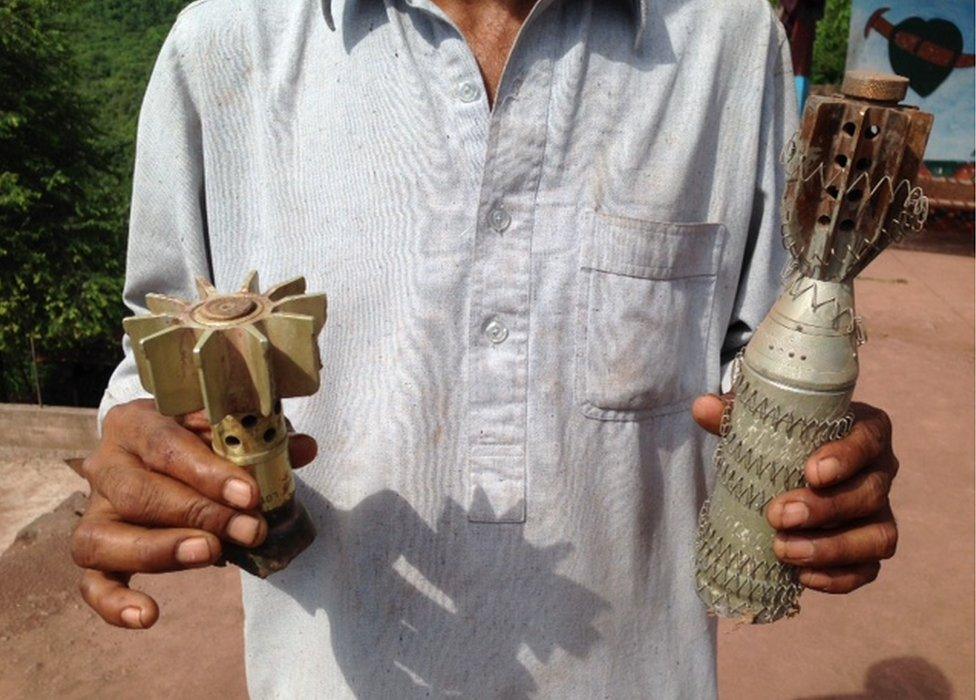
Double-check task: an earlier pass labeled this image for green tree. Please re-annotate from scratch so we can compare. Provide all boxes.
[768,0,852,85]
[66,0,189,213]
[0,0,124,403]
[812,0,851,85]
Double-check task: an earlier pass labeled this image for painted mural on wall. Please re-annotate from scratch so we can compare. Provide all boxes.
[847,1,974,163]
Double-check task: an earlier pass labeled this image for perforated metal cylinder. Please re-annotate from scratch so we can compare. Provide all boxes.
[695,277,857,622]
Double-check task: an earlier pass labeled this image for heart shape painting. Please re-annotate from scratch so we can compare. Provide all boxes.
[888,16,963,97]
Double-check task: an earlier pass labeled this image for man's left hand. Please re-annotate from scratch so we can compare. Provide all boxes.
[693,395,899,594]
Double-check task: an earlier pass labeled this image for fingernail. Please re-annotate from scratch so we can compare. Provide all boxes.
[799,570,831,589]
[227,514,261,546]
[175,536,213,565]
[121,606,144,629]
[222,478,253,508]
[780,502,809,528]
[816,457,841,484]
[774,536,815,562]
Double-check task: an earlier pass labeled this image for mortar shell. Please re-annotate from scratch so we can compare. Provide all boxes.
[695,277,858,622]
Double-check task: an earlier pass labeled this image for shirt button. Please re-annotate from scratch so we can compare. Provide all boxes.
[488,207,511,232]
[484,319,509,344]
[458,81,480,103]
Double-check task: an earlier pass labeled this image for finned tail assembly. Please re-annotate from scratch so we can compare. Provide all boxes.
[124,271,327,578]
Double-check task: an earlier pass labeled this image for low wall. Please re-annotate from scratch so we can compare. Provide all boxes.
[0,404,98,454]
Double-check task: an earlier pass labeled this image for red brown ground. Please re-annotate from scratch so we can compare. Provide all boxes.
[0,248,972,699]
[0,494,247,699]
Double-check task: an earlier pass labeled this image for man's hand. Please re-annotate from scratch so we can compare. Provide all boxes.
[693,394,898,595]
[72,399,317,629]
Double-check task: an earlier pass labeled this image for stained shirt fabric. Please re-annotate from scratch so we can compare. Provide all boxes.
[100,0,797,696]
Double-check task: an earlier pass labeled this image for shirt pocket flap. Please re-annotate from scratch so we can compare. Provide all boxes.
[582,212,725,280]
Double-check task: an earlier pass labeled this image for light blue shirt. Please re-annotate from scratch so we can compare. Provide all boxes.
[101,0,796,696]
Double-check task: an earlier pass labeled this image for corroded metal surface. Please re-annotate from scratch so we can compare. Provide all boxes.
[695,72,933,623]
[123,272,327,578]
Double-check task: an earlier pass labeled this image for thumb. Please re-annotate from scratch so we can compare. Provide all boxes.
[175,409,210,432]
[288,433,318,469]
[691,393,734,436]
[175,409,212,444]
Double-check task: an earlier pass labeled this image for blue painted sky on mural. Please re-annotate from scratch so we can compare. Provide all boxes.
[847,0,975,161]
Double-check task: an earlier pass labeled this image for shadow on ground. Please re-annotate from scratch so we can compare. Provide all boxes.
[796,656,953,700]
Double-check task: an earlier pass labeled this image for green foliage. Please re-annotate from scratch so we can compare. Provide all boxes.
[67,0,188,198]
[0,0,185,404]
[0,0,119,402]
[770,0,851,84]
[812,0,851,85]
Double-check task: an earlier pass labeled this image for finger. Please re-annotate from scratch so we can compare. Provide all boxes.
[120,413,260,510]
[692,393,734,436]
[73,517,222,573]
[798,563,882,594]
[288,434,317,469]
[79,569,160,629]
[87,453,266,546]
[773,509,898,567]
[805,403,893,488]
[766,468,893,529]
[175,411,213,445]
[175,410,211,433]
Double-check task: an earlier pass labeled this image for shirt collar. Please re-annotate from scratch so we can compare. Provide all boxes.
[321,0,650,48]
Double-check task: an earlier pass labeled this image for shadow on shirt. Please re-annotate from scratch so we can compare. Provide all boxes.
[270,485,610,698]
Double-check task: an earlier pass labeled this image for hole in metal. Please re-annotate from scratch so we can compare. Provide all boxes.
[817,214,831,226]
[834,154,848,168]
[842,122,856,136]
[839,219,855,232]
[263,428,277,443]
[225,435,241,447]
[865,124,880,139]
[241,415,257,428]
[826,185,840,199]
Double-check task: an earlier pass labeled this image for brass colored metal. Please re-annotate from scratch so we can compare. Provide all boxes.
[124,271,328,578]
[199,296,258,321]
[840,70,909,103]
[694,73,933,623]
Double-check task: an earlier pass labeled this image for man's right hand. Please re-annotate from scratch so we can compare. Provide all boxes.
[72,399,317,629]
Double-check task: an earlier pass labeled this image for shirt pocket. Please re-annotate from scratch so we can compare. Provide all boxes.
[575,211,726,421]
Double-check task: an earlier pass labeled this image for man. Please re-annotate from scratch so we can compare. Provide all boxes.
[73,0,901,696]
